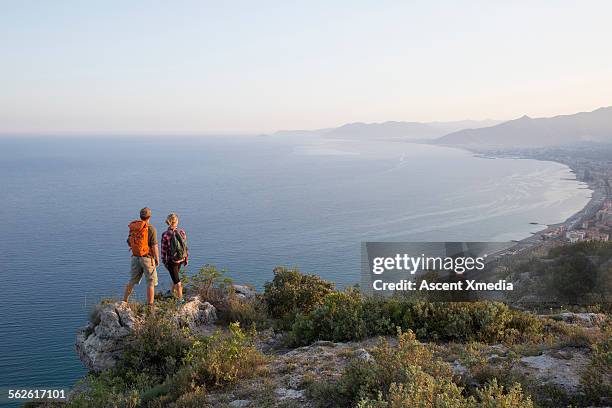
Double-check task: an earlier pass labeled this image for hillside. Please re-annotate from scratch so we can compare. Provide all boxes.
[435,107,612,148]
[64,258,611,408]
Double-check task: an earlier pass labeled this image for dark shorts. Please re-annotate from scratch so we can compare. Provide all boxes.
[165,262,182,284]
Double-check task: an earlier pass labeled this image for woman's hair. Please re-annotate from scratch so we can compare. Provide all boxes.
[165,212,179,226]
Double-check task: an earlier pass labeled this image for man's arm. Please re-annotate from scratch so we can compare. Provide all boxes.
[149,226,160,266]
[152,244,159,266]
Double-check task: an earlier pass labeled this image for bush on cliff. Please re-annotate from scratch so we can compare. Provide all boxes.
[138,322,264,406]
[263,266,334,325]
[117,309,192,383]
[184,322,265,385]
[216,292,269,329]
[191,264,234,304]
[309,330,533,408]
[290,289,365,345]
[186,264,269,329]
[288,285,542,346]
[69,318,264,407]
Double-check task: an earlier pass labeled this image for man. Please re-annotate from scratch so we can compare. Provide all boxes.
[123,207,159,305]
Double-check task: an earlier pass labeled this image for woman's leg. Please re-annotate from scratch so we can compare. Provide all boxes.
[170,263,182,299]
[176,280,183,300]
[165,263,178,297]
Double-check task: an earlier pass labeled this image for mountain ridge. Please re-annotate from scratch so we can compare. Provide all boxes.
[270,119,500,140]
[434,106,612,148]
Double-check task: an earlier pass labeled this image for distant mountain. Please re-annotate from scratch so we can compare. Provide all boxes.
[271,119,500,140]
[325,121,442,139]
[425,119,501,134]
[435,107,612,148]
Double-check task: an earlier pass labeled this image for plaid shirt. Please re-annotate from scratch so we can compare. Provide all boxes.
[161,227,188,267]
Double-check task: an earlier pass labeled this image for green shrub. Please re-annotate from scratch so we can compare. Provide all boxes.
[184,322,265,386]
[333,330,454,405]
[288,292,544,346]
[173,387,208,408]
[263,266,334,324]
[356,369,467,408]
[361,296,400,336]
[290,290,365,346]
[317,330,533,408]
[504,310,544,343]
[474,380,533,407]
[542,318,604,348]
[67,372,143,408]
[400,301,513,343]
[118,312,192,383]
[217,293,269,328]
[190,264,233,302]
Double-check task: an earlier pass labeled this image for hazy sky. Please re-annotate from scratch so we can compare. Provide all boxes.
[2,1,611,134]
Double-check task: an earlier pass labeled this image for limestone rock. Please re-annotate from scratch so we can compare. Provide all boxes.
[229,399,251,407]
[275,387,304,400]
[75,302,140,372]
[174,296,217,330]
[232,284,256,299]
[520,348,589,392]
[76,297,217,372]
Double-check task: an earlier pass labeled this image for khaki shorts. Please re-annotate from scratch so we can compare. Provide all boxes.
[129,256,158,287]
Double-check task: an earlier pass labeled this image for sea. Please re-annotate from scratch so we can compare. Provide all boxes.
[0,135,592,405]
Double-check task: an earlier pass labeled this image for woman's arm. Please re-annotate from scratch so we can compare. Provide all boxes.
[160,231,169,266]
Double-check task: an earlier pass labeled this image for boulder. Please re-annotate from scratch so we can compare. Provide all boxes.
[76,297,217,372]
[232,284,256,299]
[174,296,217,330]
[75,302,140,372]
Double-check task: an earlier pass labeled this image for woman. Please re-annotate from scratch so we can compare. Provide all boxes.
[161,213,188,302]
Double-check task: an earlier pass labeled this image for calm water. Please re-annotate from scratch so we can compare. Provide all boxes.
[0,136,591,403]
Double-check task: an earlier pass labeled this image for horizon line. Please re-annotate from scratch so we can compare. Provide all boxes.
[2,105,610,137]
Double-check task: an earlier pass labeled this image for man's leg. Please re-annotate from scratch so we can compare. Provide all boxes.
[147,285,154,305]
[177,282,183,300]
[123,283,134,303]
[144,257,157,305]
[124,256,142,303]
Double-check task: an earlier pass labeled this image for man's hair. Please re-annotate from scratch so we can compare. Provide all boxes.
[140,207,152,220]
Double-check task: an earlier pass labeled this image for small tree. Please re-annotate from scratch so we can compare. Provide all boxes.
[190,264,233,300]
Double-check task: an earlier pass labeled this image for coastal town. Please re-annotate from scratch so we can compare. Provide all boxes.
[473,144,612,260]
[520,144,611,240]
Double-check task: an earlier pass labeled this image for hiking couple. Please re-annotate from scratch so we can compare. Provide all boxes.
[123,207,188,305]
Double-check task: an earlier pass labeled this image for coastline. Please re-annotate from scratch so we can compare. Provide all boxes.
[466,147,607,254]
